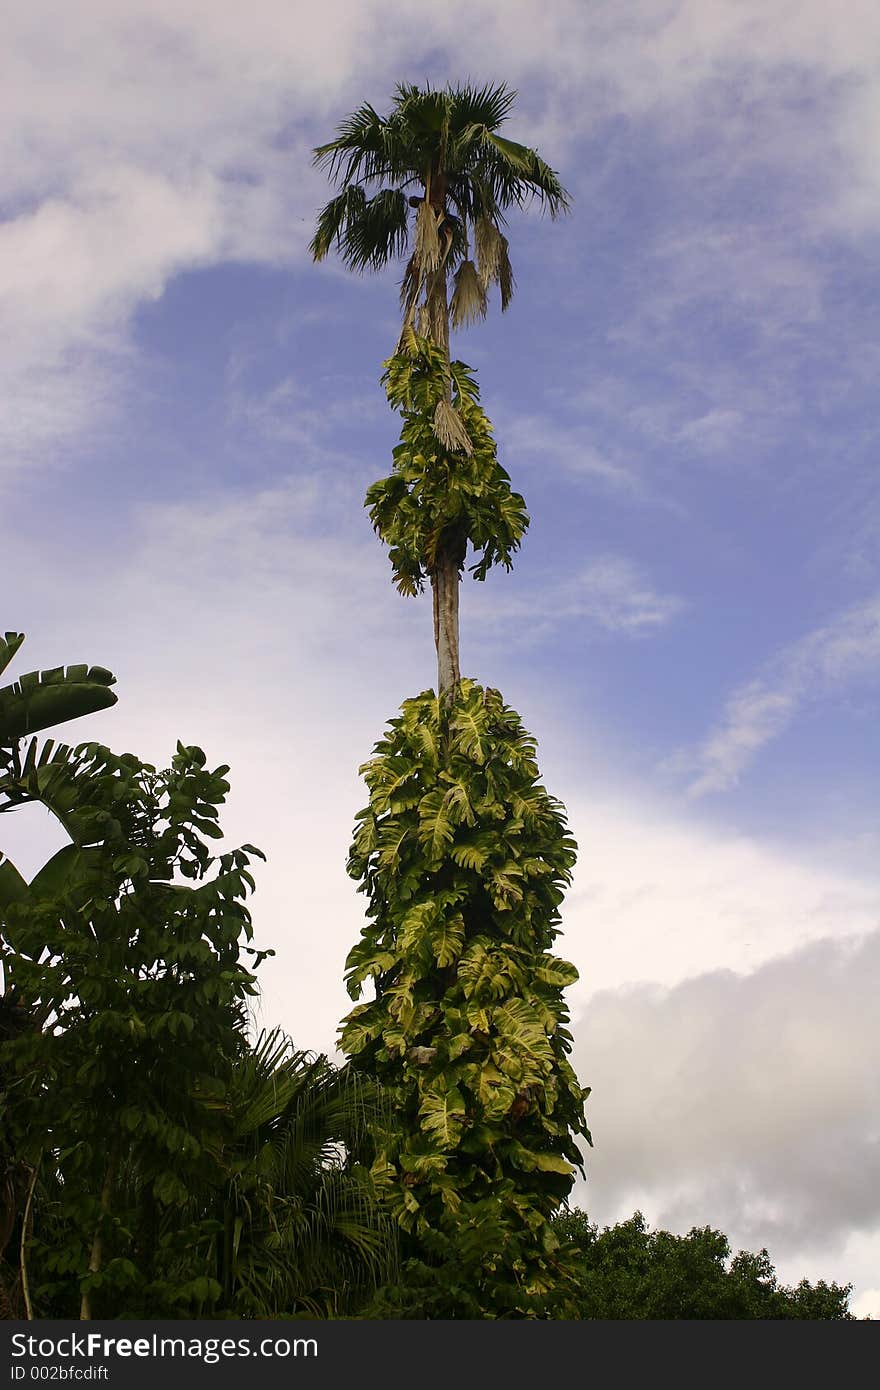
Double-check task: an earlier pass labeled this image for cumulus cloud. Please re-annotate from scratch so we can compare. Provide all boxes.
[570,929,880,1260]
[682,597,880,796]
[559,791,880,998]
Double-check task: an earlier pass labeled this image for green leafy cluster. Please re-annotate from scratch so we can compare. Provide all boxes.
[1,632,397,1320]
[1,736,266,1315]
[553,1210,855,1320]
[365,331,528,595]
[0,630,117,745]
[340,681,590,1314]
[1,741,392,1318]
[311,81,568,276]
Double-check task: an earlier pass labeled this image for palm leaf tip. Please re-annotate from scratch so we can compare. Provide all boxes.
[450,260,487,328]
[474,216,502,288]
[497,234,515,310]
[399,253,420,313]
[475,217,515,309]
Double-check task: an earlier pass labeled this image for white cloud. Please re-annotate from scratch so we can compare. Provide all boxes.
[674,409,745,456]
[682,597,880,796]
[569,929,880,1261]
[560,792,880,998]
[504,416,636,491]
[852,1286,880,1320]
[467,556,683,643]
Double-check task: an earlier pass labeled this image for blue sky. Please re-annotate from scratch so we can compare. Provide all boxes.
[4,0,879,1312]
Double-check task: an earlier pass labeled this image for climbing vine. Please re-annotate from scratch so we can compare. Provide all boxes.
[366,330,529,598]
[341,682,590,1314]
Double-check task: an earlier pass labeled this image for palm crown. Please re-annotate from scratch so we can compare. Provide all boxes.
[311,82,570,339]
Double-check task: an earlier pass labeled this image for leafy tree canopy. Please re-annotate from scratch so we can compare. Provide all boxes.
[311,79,568,282]
[553,1209,855,1320]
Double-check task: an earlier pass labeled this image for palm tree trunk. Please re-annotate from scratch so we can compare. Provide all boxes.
[434,531,466,695]
[79,1141,119,1320]
[424,194,462,701]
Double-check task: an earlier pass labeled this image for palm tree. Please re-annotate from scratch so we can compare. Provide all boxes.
[311,82,569,694]
[200,1028,397,1318]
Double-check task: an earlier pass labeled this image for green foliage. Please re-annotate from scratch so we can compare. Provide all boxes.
[311,81,568,285]
[1,707,394,1318]
[1,735,266,1315]
[116,1028,396,1319]
[366,331,529,596]
[340,681,590,1316]
[553,1209,854,1320]
[0,631,117,745]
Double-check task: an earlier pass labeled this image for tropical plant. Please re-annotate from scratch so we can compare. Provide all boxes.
[365,330,528,689]
[340,683,590,1316]
[0,631,117,748]
[1,630,397,1319]
[312,81,569,694]
[0,629,119,1317]
[26,1026,397,1320]
[315,80,589,1316]
[1,733,267,1318]
[188,1028,397,1318]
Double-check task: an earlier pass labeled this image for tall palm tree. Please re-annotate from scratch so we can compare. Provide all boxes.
[311,82,569,694]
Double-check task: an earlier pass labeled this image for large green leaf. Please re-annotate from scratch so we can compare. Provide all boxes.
[429,912,465,968]
[0,632,25,678]
[417,789,455,865]
[25,843,106,900]
[419,1085,466,1148]
[0,661,117,743]
[534,957,580,988]
[0,850,27,908]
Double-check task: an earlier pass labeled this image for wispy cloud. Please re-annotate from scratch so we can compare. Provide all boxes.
[682,597,880,796]
[504,415,637,491]
[467,556,683,644]
[228,372,385,451]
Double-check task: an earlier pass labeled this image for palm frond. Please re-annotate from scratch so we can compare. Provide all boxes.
[414,199,441,273]
[497,233,515,311]
[474,216,502,287]
[425,276,447,346]
[312,187,410,272]
[312,102,388,185]
[475,130,570,217]
[399,252,421,312]
[450,260,487,327]
[310,186,367,262]
[433,399,473,456]
[474,218,516,309]
[448,81,517,131]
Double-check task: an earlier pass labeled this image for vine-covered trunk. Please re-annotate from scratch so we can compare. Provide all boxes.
[425,174,462,699]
